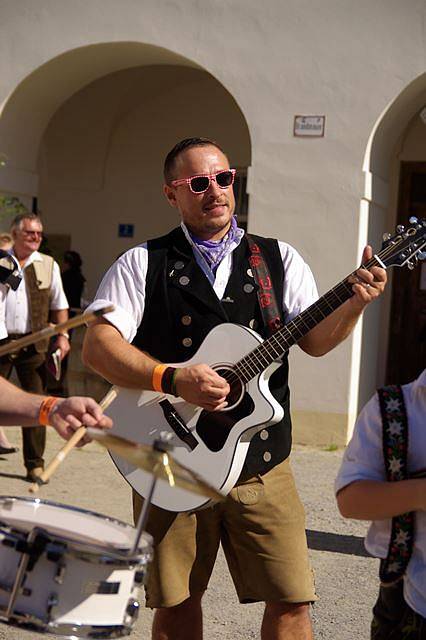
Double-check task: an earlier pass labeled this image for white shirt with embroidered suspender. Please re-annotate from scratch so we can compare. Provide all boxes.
[335,369,426,617]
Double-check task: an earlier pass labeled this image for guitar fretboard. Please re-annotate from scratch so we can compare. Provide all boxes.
[231,255,382,383]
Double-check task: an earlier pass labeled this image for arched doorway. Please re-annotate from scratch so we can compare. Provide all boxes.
[0,42,251,296]
[386,134,426,384]
[359,73,426,408]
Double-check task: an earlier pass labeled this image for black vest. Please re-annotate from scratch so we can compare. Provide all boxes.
[133,227,292,476]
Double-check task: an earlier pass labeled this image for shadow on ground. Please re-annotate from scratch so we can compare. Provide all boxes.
[307,529,371,557]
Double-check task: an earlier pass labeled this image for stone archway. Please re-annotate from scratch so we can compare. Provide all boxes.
[0,42,251,295]
[0,42,202,197]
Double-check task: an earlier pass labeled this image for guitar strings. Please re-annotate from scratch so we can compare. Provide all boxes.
[218,243,404,386]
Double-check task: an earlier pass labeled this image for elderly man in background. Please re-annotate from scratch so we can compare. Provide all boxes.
[0,231,18,454]
[0,213,70,482]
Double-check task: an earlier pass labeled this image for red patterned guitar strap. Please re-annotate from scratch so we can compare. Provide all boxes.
[246,235,283,337]
[378,384,415,584]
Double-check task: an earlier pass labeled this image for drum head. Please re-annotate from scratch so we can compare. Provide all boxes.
[0,496,149,552]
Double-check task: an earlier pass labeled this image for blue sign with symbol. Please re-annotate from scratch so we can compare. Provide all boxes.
[118,224,134,238]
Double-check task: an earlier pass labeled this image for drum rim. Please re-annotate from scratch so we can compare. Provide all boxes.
[0,495,153,553]
[1,609,136,638]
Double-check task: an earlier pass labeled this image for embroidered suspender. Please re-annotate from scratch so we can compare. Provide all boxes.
[378,384,415,584]
[246,235,283,337]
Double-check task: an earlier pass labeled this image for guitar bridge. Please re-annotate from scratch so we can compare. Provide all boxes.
[158,399,198,451]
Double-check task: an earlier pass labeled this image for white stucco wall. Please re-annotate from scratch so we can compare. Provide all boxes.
[37,65,251,294]
[0,0,425,443]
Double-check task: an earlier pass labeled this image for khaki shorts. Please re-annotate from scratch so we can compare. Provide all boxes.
[134,458,317,608]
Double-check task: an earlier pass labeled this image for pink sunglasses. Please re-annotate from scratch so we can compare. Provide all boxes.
[171,169,236,194]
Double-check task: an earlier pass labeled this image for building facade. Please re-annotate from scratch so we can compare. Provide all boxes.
[0,0,425,443]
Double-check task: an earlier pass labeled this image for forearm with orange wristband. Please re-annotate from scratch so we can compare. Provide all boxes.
[38,396,60,426]
[152,364,179,396]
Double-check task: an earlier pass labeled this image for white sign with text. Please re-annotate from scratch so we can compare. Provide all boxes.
[294,115,325,137]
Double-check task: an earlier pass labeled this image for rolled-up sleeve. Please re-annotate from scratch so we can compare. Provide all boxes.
[85,245,148,343]
[278,242,319,321]
[50,261,69,310]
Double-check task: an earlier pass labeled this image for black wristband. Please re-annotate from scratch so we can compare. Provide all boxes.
[161,367,177,395]
[171,369,180,396]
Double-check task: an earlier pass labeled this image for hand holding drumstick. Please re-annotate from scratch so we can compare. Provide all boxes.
[29,387,117,493]
[44,393,115,445]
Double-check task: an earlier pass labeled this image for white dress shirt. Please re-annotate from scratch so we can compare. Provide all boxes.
[5,251,68,334]
[87,232,319,342]
[335,369,426,617]
[0,285,8,339]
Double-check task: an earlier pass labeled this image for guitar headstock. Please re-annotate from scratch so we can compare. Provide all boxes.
[380,217,426,270]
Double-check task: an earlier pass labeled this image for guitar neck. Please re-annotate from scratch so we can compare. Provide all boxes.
[234,254,384,382]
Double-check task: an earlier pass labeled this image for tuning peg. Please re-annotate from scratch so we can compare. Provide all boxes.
[408,216,418,224]
[382,232,392,241]
[419,251,426,261]
[396,225,405,233]
[407,260,415,270]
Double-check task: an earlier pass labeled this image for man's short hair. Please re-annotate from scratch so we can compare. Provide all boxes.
[163,137,226,184]
[10,213,42,232]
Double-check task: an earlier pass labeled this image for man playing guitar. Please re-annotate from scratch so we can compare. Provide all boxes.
[83,137,387,640]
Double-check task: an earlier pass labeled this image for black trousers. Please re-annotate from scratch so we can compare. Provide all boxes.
[371,581,426,639]
[0,345,46,472]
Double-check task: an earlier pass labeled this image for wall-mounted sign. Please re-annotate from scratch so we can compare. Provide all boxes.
[294,115,325,137]
[118,223,134,238]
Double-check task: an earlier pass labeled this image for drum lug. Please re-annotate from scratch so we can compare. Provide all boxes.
[133,570,145,585]
[46,592,58,621]
[47,541,67,563]
[54,561,66,585]
[124,598,140,624]
[83,580,121,596]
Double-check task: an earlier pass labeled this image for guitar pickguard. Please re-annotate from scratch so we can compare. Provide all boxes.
[196,392,255,452]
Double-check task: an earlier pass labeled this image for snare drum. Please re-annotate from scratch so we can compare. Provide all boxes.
[0,496,152,638]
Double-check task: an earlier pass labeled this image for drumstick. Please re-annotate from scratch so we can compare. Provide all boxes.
[29,386,118,493]
[0,305,115,357]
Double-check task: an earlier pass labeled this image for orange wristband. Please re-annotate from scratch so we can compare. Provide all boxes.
[38,396,59,426]
[152,364,168,393]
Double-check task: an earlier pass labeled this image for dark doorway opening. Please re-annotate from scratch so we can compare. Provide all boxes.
[386,162,426,385]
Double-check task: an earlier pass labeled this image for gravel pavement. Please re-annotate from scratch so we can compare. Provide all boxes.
[0,429,377,639]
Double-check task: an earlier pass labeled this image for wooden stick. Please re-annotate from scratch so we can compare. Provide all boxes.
[0,305,115,357]
[29,387,118,494]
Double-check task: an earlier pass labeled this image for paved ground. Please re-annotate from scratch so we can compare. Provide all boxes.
[0,429,377,639]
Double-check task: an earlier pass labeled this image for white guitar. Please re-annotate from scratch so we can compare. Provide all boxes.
[105,219,426,512]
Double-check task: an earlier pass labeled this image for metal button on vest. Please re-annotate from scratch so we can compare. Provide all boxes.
[179,276,190,286]
[249,319,258,330]
[174,261,185,270]
[243,283,254,293]
[181,315,192,326]
[263,451,272,462]
[182,337,193,347]
[247,268,253,278]
[260,429,269,440]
